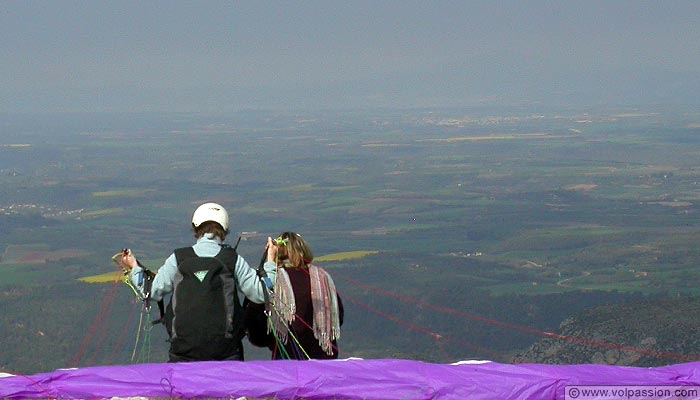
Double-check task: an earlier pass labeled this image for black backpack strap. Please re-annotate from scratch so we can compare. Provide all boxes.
[159,247,199,332]
[232,236,241,251]
[216,245,246,342]
[174,247,198,266]
[214,245,241,306]
[214,245,238,272]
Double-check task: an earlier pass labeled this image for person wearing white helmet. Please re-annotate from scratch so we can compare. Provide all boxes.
[120,202,278,362]
[191,202,229,233]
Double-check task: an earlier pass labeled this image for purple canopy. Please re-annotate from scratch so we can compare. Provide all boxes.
[2,359,700,399]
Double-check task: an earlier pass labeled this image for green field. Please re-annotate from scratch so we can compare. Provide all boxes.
[1,107,700,373]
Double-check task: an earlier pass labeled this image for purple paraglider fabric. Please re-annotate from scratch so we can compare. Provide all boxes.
[1,359,700,399]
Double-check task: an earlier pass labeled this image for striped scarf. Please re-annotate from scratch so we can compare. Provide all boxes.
[271,264,341,356]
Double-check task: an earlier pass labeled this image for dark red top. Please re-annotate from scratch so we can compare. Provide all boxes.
[243,267,344,360]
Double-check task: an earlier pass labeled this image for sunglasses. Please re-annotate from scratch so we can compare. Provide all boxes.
[273,232,303,247]
[273,237,289,247]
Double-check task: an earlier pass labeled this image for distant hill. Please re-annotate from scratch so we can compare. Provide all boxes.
[513,296,700,367]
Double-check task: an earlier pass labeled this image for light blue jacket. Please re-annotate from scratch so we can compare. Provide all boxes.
[129,234,276,304]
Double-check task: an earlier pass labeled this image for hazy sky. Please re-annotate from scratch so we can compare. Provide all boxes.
[2,1,699,113]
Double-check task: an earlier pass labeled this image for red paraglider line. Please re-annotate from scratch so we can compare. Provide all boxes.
[70,271,123,368]
[86,286,121,367]
[70,257,696,366]
[0,372,54,398]
[335,273,696,363]
[343,293,507,361]
[291,307,341,356]
[106,299,140,365]
[263,265,498,360]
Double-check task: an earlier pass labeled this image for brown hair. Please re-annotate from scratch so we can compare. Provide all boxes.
[277,231,313,268]
[193,220,228,241]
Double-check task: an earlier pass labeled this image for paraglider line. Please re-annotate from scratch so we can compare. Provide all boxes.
[70,272,122,367]
[336,273,696,363]
[343,293,504,360]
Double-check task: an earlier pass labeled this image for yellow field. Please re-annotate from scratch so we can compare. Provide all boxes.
[649,201,693,208]
[78,271,123,283]
[78,251,379,283]
[417,133,557,143]
[92,189,154,197]
[361,143,406,147]
[81,208,124,217]
[613,113,657,118]
[316,250,379,262]
[288,184,315,192]
[566,184,598,192]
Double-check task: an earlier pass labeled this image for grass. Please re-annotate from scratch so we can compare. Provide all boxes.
[1,244,88,265]
[485,282,577,296]
[0,265,47,285]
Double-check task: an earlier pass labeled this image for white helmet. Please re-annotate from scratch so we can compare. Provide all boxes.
[191,202,229,231]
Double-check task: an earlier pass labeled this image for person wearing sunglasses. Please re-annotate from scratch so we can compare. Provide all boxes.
[246,232,343,359]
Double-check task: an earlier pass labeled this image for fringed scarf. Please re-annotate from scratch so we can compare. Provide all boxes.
[270,263,341,356]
